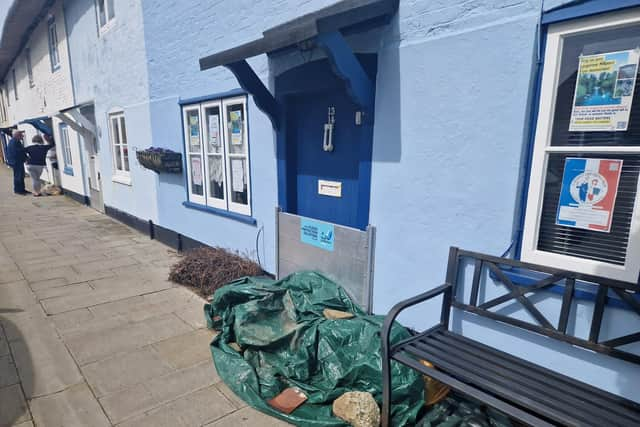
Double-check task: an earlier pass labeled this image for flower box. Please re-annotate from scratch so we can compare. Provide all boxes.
[136,148,182,174]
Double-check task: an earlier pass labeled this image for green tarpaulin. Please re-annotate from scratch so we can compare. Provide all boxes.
[204,271,424,426]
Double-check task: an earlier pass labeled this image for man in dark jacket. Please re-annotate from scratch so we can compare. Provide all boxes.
[6,130,29,194]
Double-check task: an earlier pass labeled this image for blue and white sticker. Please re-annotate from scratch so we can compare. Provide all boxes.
[300,218,334,251]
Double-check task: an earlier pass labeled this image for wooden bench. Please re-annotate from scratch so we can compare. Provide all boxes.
[381,247,640,427]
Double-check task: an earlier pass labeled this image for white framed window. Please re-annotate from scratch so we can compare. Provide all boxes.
[0,88,6,122]
[25,48,34,88]
[48,17,60,71]
[96,0,115,32]
[182,95,251,216]
[522,8,640,283]
[12,69,17,101]
[109,111,130,183]
[59,123,73,175]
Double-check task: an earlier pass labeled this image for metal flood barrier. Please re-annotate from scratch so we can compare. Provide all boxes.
[276,210,376,312]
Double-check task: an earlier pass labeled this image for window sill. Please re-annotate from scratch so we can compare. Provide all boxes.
[63,166,74,176]
[99,20,116,36]
[182,201,256,225]
[112,174,132,186]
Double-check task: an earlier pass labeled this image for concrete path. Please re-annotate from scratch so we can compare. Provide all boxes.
[0,167,289,427]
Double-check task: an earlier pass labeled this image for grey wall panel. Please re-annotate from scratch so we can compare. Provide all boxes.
[277,212,374,311]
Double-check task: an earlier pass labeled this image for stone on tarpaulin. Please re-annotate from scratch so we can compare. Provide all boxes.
[323,308,354,320]
[332,391,380,427]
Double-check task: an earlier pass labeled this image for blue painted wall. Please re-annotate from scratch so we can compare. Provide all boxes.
[139,0,368,272]
[368,0,640,401]
[63,0,158,222]
[132,0,639,401]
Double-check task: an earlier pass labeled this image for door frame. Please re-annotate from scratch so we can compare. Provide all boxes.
[274,55,377,230]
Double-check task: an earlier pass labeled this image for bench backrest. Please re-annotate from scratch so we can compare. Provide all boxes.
[447,247,640,365]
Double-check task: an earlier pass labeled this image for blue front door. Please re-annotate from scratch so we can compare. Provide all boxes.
[286,88,373,230]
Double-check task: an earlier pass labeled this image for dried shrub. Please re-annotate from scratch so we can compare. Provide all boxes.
[169,247,264,298]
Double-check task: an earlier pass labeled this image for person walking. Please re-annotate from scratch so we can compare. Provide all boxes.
[25,134,55,196]
[6,129,29,195]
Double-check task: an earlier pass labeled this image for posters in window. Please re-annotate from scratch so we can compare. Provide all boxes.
[569,49,639,132]
[556,158,623,232]
[191,156,202,186]
[231,159,245,193]
[189,114,200,149]
[230,110,243,145]
[208,115,219,150]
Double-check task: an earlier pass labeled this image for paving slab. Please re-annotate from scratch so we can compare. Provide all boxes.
[82,346,174,397]
[27,277,70,291]
[174,301,209,329]
[205,407,292,427]
[66,312,192,365]
[34,282,93,301]
[0,383,30,426]
[100,360,218,424]
[0,281,36,311]
[152,329,218,370]
[214,381,248,410]
[29,382,111,427]
[71,256,139,274]
[0,354,19,388]
[0,329,8,357]
[7,318,83,398]
[40,274,173,315]
[117,385,235,427]
[0,269,24,284]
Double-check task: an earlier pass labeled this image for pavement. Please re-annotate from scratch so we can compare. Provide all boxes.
[0,167,289,427]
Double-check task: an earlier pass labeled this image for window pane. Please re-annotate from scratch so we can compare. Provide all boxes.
[111,118,120,145]
[229,157,248,204]
[204,106,221,154]
[537,153,639,265]
[122,145,129,171]
[120,117,128,147]
[208,155,224,199]
[26,49,33,86]
[49,22,59,67]
[107,0,115,20]
[12,70,17,100]
[98,0,106,27]
[227,104,245,154]
[187,110,201,152]
[114,143,122,171]
[190,155,203,195]
[551,23,640,147]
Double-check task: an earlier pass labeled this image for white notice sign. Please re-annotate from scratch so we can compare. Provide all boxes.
[231,159,245,192]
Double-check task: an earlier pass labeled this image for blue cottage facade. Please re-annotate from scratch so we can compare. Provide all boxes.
[21,0,640,403]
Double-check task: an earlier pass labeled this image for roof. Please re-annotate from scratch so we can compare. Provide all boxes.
[199,0,398,71]
[0,0,54,81]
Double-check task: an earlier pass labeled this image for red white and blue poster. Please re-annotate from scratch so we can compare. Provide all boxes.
[556,158,623,232]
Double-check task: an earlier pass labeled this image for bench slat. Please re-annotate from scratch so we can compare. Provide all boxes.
[401,342,592,426]
[421,333,638,426]
[441,331,640,414]
[433,331,640,423]
[392,352,556,427]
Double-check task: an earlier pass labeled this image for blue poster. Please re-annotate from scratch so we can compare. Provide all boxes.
[300,218,334,251]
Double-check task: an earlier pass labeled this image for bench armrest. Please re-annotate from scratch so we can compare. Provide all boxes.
[381,283,452,358]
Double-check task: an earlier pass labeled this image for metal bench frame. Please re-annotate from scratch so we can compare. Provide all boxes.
[381,247,640,426]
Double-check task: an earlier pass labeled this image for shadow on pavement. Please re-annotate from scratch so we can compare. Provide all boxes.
[1,309,33,426]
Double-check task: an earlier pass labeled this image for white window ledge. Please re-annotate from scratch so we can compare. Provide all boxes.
[99,20,116,36]
[112,174,131,186]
